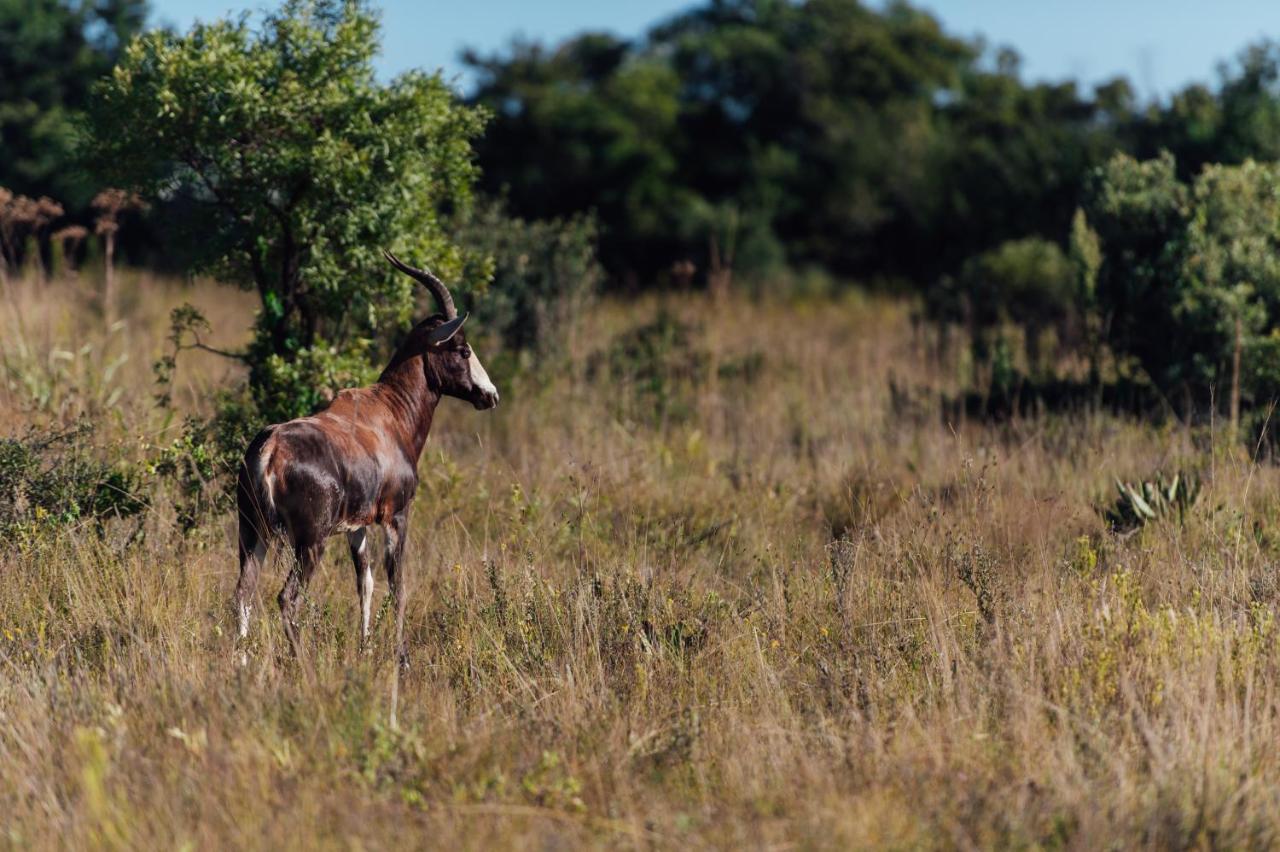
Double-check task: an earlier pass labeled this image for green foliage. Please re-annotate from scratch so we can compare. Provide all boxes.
[149,392,265,535]
[0,423,145,542]
[1069,209,1102,305]
[254,341,379,425]
[0,0,147,206]
[593,310,708,426]
[83,0,485,421]
[1084,152,1280,413]
[1101,471,1202,533]
[1069,209,1105,383]
[946,237,1075,377]
[456,201,602,357]
[1138,42,1280,175]
[470,1,1135,286]
[466,33,688,282]
[149,417,225,535]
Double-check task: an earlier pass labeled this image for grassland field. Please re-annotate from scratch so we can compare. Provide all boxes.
[2,270,1280,849]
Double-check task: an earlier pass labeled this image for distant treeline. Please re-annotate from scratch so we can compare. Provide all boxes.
[465,1,1280,291]
[7,0,1280,292]
[0,0,145,207]
[14,0,1280,435]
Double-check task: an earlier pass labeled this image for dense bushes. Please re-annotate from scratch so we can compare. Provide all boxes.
[932,237,1077,387]
[935,152,1280,432]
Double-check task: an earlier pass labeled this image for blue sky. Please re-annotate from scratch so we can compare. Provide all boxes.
[149,0,1280,99]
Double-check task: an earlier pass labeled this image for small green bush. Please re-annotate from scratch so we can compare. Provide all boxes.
[592,309,708,426]
[149,408,251,536]
[953,237,1076,377]
[0,424,145,542]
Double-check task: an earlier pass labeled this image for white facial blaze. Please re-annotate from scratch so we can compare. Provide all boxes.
[469,349,498,398]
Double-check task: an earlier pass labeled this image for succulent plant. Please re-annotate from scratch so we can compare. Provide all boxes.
[1102,471,1202,533]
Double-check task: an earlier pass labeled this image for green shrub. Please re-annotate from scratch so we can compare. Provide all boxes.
[591,309,708,426]
[456,200,602,358]
[951,237,1076,377]
[1083,153,1280,412]
[0,424,145,542]
[149,407,253,536]
[251,340,380,426]
[931,237,1077,401]
[1101,470,1202,533]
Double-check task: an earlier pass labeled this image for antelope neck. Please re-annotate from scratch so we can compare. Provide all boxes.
[376,354,441,461]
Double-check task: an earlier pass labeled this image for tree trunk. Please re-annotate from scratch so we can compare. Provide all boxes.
[103,232,115,324]
[708,234,732,303]
[31,238,45,284]
[1230,313,1242,443]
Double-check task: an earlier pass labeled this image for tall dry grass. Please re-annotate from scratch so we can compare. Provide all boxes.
[2,272,1280,849]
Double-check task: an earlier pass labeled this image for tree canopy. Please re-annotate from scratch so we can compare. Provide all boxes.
[468,0,1139,287]
[84,0,485,419]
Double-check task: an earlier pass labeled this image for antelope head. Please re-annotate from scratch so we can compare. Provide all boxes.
[382,249,499,410]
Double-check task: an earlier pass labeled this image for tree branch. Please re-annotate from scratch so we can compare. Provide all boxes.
[177,339,250,362]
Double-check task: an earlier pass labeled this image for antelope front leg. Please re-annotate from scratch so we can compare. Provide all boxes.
[383,513,409,669]
[347,528,374,647]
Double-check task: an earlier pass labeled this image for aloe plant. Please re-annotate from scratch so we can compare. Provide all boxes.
[1103,471,1202,532]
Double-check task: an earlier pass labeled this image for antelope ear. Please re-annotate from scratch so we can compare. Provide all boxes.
[426,313,467,346]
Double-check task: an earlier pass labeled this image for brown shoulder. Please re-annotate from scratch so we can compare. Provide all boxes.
[320,386,377,418]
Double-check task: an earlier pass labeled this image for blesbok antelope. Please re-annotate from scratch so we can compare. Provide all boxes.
[235,250,499,662]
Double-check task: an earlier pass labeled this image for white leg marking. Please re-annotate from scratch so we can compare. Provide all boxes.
[349,529,375,642]
[237,602,252,640]
[360,565,374,640]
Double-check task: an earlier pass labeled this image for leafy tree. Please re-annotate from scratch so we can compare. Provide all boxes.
[1215,43,1280,164]
[932,70,1135,281]
[83,0,485,422]
[468,0,1135,289]
[654,0,974,281]
[466,33,687,285]
[1139,41,1280,178]
[1181,159,1280,424]
[1136,84,1221,175]
[0,0,147,206]
[1082,152,1192,399]
[1084,152,1280,415]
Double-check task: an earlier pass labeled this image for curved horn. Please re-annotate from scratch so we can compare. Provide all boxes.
[382,248,457,319]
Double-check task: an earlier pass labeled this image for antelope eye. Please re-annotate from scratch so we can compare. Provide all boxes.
[459,345,472,358]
